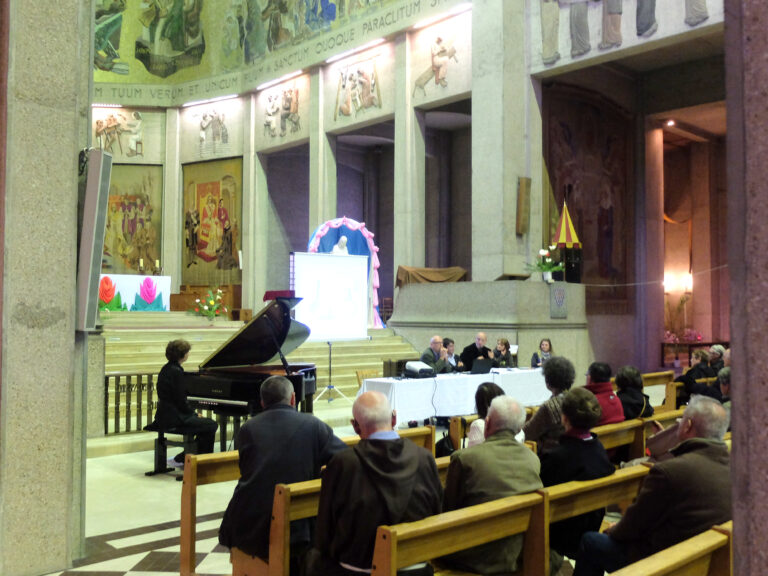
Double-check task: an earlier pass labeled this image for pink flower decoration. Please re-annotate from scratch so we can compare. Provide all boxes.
[140,277,157,304]
[99,276,115,304]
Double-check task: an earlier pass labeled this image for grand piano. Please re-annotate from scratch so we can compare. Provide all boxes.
[183,297,316,450]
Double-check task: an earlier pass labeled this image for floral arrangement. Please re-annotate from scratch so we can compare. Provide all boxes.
[527,246,565,273]
[191,287,228,320]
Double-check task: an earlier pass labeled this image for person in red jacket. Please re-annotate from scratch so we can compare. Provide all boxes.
[584,362,624,425]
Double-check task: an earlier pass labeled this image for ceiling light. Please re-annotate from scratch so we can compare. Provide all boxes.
[182,94,239,108]
[256,70,304,92]
[326,38,386,64]
[413,3,472,29]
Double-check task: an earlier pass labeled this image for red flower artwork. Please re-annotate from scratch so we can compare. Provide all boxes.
[99,276,115,304]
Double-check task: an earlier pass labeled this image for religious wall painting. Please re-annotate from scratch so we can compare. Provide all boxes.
[219,0,248,71]
[180,97,244,162]
[93,107,166,164]
[409,11,472,103]
[102,164,164,275]
[545,87,633,314]
[182,158,243,286]
[135,0,206,78]
[95,0,129,75]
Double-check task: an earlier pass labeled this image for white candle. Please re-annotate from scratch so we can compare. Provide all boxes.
[155,259,160,269]
[139,258,144,268]
[238,250,243,270]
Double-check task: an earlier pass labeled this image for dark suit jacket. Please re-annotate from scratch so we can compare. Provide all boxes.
[420,348,451,373]
[459,343,492,372]
[219,403,347,558]
[153,361,195,429]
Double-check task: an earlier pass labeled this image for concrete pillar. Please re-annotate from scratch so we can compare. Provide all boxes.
[0,0,91,573]
[163,108,182,291]
[472,0,536,280]
[241,95,258,309]
[690,141,713,338]
[309,68,337,234]
[394,33,426,274]
[252,150,269,310]
[725,0,768,573]
[637,123,666,370]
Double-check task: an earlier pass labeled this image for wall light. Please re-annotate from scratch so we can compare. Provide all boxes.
[182,94,239,108]
[413,2,472,30]
[256,70,303,92]
[92,103,123,108]
[326,38,386,64]
[664,271,693,293]
[666,119,676,127]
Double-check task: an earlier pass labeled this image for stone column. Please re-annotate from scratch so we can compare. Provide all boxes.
[309,68,337,234]
[241,95,258,309]
[0,0,91,574]
[690,141,713,338]
[163,108,182,291]
[394,33,426,275]
[472,0,537,280]
[252,150,269,309]
[725,0,768,573]
[637,122,665,370]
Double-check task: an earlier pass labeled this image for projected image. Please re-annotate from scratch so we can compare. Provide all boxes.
[292,253,368,342]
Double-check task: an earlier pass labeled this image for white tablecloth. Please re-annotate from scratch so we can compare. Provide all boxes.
[360,369,550,426]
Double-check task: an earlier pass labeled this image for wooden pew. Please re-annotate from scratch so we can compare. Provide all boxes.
[610,522,732,576]
[642,370,676,413]
[591,419,645,461]
[536,466,650,576]
[370,492,548,576]
[180,426,435,576]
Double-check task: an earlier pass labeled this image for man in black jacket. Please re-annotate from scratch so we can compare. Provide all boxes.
[219,376,347,574]
[308,391,442,576]
[459,332,493,372]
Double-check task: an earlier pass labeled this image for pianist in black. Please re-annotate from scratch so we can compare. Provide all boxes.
[219,375,347,575]
[152,339,218,466]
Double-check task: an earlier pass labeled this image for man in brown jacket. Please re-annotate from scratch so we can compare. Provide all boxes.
[573,395,731,576]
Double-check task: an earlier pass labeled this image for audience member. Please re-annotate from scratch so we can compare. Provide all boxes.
[531,338,553,367]
[420,335,452,374]
[718,367,731,414]
[307,391,442,576]
[541,388,614,570]
[574,395,732,576]
[709,344,726,373]
[442,337,464,371]
[460,332,493,372]
[467,382,510,448]
[615,365,654,419]
[151,339,217,467]
[585,362,624,425]
[723,347,731,366]
[493,338,516,368]
[523,356,575,453]
[676,349,719,405]
[219,376,347,574]
[440,396,542,574]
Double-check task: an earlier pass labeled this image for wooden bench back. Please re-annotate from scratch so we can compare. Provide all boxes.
[180,426,435,576]
[591,418,645,459]
[370,492,546,576]
[448,408,536,450]
[611,521,732,576]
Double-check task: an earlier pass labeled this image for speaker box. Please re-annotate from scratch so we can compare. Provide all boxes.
[76,149,112,332]
[564,248,582,284]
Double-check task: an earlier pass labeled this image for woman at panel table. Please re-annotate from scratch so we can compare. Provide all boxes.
[531,337,553,368]
[493,338,516,368]
[466,382,525,448]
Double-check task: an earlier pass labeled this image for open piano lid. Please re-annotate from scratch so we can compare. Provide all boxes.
[199,298,310,369]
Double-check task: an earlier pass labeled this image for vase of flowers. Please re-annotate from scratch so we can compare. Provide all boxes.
[190,287,228,321]
[527,246,564,284]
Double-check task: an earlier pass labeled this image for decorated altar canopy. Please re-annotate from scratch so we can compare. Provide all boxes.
[554,202,581,248]
[308,216,384,328]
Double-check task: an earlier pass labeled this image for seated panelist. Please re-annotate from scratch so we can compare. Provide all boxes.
[493,338,516,368]
[420,335,452,374]
[459,332,493,372]
[442,337,464,372]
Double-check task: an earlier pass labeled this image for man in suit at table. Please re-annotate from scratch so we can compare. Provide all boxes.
[420,334,452,374]
[459,332,493,372]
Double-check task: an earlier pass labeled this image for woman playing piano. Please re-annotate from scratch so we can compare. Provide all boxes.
[152,339,218,467]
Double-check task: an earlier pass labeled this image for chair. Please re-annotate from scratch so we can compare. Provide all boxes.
[356,369,380,389]
[379,297,393,322]
[143,420,197,478]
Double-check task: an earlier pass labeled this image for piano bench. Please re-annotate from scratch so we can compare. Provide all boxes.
[143,422,198,478]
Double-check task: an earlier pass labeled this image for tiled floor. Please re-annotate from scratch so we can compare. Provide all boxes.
[43,423,358,576]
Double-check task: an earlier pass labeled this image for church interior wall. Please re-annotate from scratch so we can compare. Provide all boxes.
[450,126,473,276]
[376,146,396,304]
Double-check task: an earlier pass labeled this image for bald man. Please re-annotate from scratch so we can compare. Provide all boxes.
[308,392,442,576]
[459,332,493,372]
[420,335,452,374]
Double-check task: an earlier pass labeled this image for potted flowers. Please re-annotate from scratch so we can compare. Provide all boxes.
[527,246,564,283]
[191,287,228,320]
